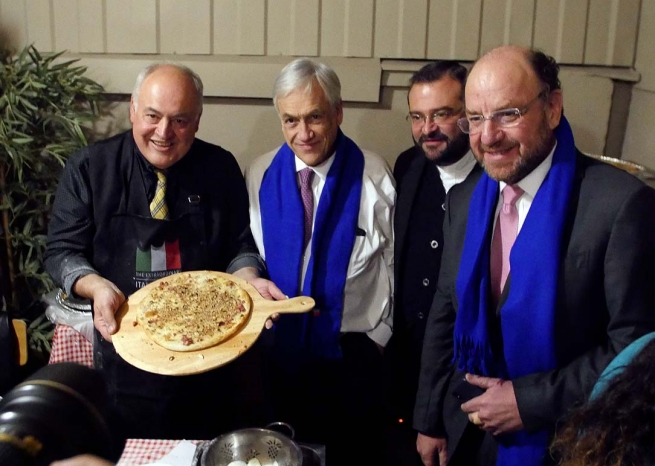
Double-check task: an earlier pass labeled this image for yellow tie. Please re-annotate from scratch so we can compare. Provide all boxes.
[150,170,169,220]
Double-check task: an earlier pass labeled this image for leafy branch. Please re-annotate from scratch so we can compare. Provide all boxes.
[0,44,104,355]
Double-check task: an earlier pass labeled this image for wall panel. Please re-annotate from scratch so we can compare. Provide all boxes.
[585,0,639,66]
[213,0,265,55]
[427,0,481,60]
[77,0,105,53]
[160,0,210,54]
[106,0,157,54]
[25,0,52,52]
[374,0,428,58]
[321,0,374,57]
[480,0,535,54]
[534,0,587,64]
[267,0,319,56]
[634,0,655,91]
[0,0,27,50]
[53,0,79,52]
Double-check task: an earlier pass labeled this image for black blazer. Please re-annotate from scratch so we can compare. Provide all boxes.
[413,151,655,459]
[386,146,479,421]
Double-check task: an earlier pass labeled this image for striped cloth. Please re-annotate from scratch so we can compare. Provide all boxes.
[117,439,202,465]
[149,169,169,219]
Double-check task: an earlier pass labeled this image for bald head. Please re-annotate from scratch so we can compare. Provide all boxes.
[129,64,203,169]
[464,46,563,184]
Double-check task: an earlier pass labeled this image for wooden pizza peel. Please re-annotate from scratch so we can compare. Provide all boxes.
[112,271,315,376]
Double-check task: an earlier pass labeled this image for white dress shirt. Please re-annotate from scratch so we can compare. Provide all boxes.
[245,147,396,347]
[437,150,478,194]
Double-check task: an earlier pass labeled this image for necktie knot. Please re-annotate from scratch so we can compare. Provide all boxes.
[501,185,524,213]
[502,184,523,205]
[299,168,315,250]
[299,167,314,187]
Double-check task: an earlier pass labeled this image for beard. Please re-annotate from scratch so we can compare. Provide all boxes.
[475,118,556,185]
[414,130,470,166]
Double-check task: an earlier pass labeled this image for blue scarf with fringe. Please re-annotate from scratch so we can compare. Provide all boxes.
[454,116,576,466]
[260,130,363,367]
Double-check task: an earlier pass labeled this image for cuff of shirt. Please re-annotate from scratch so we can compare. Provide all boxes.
[226,253,266,276]
[62,266,99,297]
[366,321,392,348]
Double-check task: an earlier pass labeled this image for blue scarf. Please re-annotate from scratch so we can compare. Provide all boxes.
[260,130,363,366]
[454,116,577,466]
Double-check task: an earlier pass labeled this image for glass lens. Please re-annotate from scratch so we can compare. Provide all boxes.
[456,117,470,134]
[493,109,521,126]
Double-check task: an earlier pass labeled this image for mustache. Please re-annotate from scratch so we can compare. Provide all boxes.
[480,144,514,152]
[418,131,448,145]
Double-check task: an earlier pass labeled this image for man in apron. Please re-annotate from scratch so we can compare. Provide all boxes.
[44,63,284,441]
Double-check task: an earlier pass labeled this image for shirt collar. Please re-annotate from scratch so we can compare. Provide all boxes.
[437,149,477,178]
[499,141,557,199]
[294,152,335,181]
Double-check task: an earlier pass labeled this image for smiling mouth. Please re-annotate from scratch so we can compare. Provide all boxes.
[151,140,173,148]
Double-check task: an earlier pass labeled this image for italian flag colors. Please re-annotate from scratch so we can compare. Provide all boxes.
[136,240,181,272]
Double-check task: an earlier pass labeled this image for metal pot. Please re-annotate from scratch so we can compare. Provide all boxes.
[197,422,303,466]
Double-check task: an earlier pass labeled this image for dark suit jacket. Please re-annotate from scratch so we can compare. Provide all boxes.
[386,146,479,421]
[413,151,655,461]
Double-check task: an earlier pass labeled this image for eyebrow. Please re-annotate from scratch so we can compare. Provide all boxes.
[281,109,323,119]
[410,105,460,114]
[143,107,194,119]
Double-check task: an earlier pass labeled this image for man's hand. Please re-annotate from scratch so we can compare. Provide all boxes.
[417,433,448,466]
[460,373,523,436]
[73,274,125,341]
[232,266,286,329]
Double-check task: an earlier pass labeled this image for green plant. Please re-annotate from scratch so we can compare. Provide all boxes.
[0,44,104,356]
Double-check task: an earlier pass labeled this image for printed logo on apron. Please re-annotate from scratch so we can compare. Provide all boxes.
[134,239,182,289]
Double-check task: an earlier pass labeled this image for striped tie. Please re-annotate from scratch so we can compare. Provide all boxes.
[150,169,169,220]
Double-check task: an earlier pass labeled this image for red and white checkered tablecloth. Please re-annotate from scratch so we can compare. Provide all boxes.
[117,439,202,465]
[48,323,94,367]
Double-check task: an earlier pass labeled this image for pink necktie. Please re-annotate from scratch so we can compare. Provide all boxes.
[490,185,524,304]
[299,168,315,250]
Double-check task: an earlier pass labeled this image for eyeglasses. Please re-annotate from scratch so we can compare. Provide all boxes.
[457,88,549,134]
[406,108,463,127]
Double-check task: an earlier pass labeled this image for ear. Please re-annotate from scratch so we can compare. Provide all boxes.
[129,97,136,124]
[546,89,563,130]
[193,109,202,132]
[335,102,344,126]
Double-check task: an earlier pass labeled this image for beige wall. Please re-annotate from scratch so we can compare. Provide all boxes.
[0,0,647,169]
[97,67,616,172]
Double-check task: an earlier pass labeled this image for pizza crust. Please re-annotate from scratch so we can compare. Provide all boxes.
[136,272,252,352]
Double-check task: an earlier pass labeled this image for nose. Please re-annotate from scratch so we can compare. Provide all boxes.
[479,119,502,146]
[421,117,438,135]
[156,118,173,138]
[298,120,314,141]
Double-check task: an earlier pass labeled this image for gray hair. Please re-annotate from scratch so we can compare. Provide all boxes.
[131,62,204,113]
[273,58,342,110]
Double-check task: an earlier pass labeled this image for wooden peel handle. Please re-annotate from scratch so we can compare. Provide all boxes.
[255,295,315,315]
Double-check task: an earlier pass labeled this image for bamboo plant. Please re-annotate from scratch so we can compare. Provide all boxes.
[0,44,104,356]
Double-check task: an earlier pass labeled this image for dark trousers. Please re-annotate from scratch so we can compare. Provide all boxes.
[449,424,497,466]
[267,333,385,466]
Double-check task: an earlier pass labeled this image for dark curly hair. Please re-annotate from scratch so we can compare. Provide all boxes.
[527,49,561,92]
[408,61,467,101]
[550,339,655,466]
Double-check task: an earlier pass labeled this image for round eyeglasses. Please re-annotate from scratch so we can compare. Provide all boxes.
[457,88,549,134]
[406,108,463,127]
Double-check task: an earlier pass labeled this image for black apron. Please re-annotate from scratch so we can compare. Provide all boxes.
[90,152,243,440]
